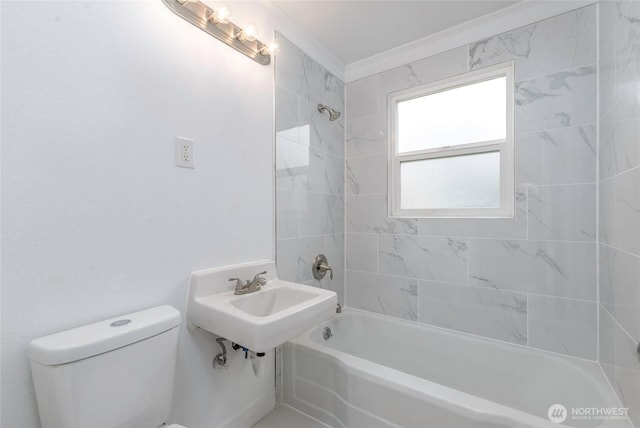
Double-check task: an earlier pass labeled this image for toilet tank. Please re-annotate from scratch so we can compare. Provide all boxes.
[28,306,181,428]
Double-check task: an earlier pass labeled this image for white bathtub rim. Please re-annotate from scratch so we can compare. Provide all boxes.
[289,308,622,428]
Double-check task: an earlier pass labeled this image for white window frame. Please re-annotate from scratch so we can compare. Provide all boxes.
[388,61,514,219]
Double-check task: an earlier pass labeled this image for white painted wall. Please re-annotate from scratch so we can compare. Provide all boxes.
[0,1,336,427]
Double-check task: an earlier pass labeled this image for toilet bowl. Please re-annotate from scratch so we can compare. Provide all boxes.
[28,306,189,428]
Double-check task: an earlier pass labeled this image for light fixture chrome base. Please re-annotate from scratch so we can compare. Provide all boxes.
[161,0,271,66]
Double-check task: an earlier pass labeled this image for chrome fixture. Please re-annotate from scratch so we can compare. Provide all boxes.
[323,327,333,340]
[312,254,333,280]
[213,337,228,369]
[161,0,275,65]
[229,271,267,295]
[317,104,341,121]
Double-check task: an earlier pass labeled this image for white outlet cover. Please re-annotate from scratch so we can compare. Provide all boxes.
[175,137,194,169]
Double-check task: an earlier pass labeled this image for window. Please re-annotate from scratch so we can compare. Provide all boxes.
[388,62,514,218]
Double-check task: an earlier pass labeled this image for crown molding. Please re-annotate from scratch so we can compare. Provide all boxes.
[344,0,595,83]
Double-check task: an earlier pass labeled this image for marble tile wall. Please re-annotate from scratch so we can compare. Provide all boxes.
[598,1,640,425]
[345,5,598,360]
[274,33,345,305]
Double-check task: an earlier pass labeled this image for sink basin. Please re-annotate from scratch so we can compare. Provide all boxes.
[188,260,337,352]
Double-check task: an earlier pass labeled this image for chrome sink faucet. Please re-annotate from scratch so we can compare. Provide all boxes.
[229,271,267,295]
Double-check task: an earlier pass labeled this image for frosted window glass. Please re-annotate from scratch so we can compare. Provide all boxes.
[400,152,500,209]
[397,77,506,153]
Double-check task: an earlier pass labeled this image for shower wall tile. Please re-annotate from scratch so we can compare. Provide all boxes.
[346,194,418,235]
[346,271,418,321]
[599,244,640,342]
[599,108,640,180]
[344,6,599,359]
[378,235,467,285]
[377,46,469,110]
[516,125,596,186]
[514,65,597,133]
[599,305,616,387]
[468,239,597,301]
[417,187,528,239]
[277,237,324,283]
[346,233,378,273]
[299,99,345,158]
[599,167,640,256]
[527,184,597,242]
[470,5,596,81]
[599,1,640,409]
[528,295,597,360]
[346,75,378,120]
[275,33,345,301]
[346,154,387,195]
[345,114,387,158]
[418,281,527,345]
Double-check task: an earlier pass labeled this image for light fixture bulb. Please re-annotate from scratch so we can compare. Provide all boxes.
[237,23,258,42]
[212,6,231,24]
[259,42,278,56]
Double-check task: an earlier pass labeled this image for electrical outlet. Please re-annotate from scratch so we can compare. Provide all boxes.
[175,137,194,169]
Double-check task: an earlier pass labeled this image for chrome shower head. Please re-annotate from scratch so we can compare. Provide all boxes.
[317,104,341,121]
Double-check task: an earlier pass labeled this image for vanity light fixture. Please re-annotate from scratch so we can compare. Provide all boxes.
[161,0,272,65]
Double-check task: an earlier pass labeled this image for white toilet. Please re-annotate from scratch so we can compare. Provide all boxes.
[28,305,188,428]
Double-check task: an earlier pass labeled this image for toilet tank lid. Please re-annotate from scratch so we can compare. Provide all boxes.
[28,305,181,366]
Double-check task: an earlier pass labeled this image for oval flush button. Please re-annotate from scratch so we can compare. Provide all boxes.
[110,319,132,327]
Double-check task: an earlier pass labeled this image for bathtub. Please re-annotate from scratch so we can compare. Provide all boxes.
[283,309,630,428]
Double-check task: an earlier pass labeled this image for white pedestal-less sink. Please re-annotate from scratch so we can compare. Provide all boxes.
[188,260,337,352]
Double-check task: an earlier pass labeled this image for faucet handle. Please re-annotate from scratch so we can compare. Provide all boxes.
[252,271,268,286]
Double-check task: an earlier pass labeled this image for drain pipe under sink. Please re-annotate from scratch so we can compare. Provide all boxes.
[250,351,266,377]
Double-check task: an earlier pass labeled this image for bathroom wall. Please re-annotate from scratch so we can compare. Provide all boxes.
[598,0,640,425]
[345,5,598,360]
[0,2,335,427]
[274,34,345,304]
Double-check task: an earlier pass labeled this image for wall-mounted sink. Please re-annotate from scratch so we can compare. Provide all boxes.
[188,260,337,352]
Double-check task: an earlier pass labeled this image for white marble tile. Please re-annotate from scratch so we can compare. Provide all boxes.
[527,184,597,242]
[378,235,468,285]
[276,136,309,192]
[275,34,306,96]
[514,66,597,133]
[303,149,344,196]
[615,367,640,428]
[470,5,596,81]
[615,1,640,101]
[516,125,596,186]
[418,187,528,239]
[276,86,299,136]
[599,109,640,180]
[600,167,640,256]
[346,233,377,273]
[468,239,597,301]
[377,46,468,110]
[599,40,617,119]
[297,193,344,236]
[599,305,616,387]
[306,269,345,308]
[276,187,300,239]
[346,75,378,120]
[528,295,597,360]
[346,271,418,321]
[599,245,640,343]
[599,0,633,52]
[277,237,324,283]
[323,233,344,273]
[252,405,328,428]
[345,154,387,195]
[346,194,418,235]
[613,317,640,427]
[418,281,527,345]
[299,99,344,158]
[346,114,387,158]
